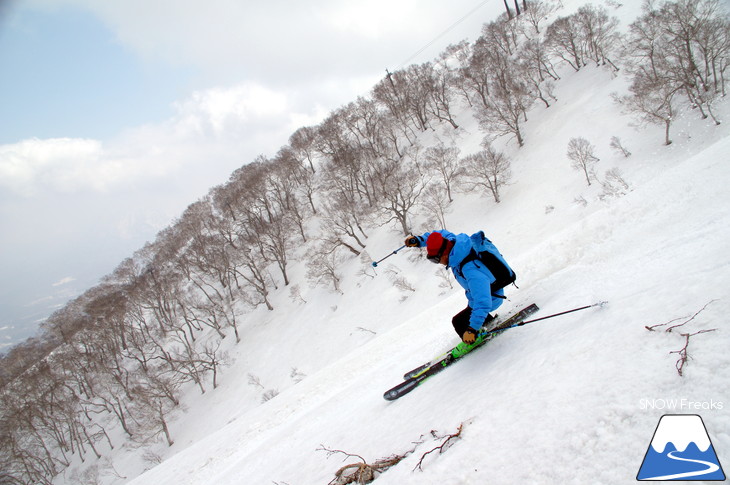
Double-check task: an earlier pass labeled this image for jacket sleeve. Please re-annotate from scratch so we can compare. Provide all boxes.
[413,232,428,247]
[413,231,435,248]
[413,230,455,248]
[461,261,496,331]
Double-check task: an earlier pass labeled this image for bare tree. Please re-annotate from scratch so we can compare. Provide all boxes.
[546,15,586,71]
[129,380,178,447]
[376,150,430,235]
[519,38,561,82]
[318,178,373,256]
[342,97,389,161]
[618,70,682,145]
[423,143,463,202]
[372,74,419,146]
[657,0,728,123]
[567,137,600,186]
[470,29,534,147]
[441,41,475,106]
[575,5,621,70]
[255,212,295,287]
[475,81,532,147]
[235,244,275,311]
[175,201,243,342]
[517,40,559,108]
[600,167,631,199]
[522,0,559,35]
[1,378,67,484]
[420,63,461,129]
[306,243,345,294]
[461,37,494,109]
[400,64,436,131]
[482,18,520,57]
[268,147,313,243]
[462,142,512,203]
[373,67,431,135]
[610,136,632,157]
[421,185,451,228]
[289,125,319,174]
[622,0,729,133]
[315,111,378,205]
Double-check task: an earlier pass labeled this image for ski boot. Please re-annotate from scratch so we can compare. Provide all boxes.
[450,314,498,359]
[450,340,478,359]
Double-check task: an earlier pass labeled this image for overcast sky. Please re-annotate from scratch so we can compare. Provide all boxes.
[0,0,503,350]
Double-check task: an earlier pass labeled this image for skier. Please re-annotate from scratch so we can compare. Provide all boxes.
[404,230,514,355]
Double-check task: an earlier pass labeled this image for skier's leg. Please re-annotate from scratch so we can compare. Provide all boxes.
[451,306,472,337]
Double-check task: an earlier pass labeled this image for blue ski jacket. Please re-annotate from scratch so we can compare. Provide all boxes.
[414,230,505,331]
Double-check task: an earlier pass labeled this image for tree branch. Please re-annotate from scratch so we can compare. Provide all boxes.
[670,329,717,377]
[414,423,464,471]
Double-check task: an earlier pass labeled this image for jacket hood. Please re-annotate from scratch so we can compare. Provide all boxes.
[443,231,472,268]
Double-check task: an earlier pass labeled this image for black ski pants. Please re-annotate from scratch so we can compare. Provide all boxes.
[451,306,493,337]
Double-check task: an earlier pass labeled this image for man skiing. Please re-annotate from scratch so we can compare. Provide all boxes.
[404,230,515,356]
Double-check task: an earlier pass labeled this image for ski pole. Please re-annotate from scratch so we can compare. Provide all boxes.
[372,245,407,267]
[485,301,606,335]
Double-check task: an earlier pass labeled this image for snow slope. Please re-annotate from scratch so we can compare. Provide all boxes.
[54,2,730,485]
[116,116,730,485]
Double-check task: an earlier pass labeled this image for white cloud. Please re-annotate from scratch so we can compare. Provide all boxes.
[25,0,490,86]
[25,295,55,306]
[0,138,102,194]
[52,276,76,286]
[0,136,177,195]
[173,83,289,136]
[326,0,418,39]
[0,81,309,197]
[8,1,498,199]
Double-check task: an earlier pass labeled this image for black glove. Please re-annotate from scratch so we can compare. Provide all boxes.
[405,236,419,247]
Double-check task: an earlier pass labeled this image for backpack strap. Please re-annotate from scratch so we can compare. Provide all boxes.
[456,250,509,299]
[454,249,478,279]
[455,248,517,300]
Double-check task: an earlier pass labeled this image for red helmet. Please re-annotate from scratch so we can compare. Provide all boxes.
[426,232,451,263]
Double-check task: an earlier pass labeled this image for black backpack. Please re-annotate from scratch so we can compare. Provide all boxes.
[455,231,516,295]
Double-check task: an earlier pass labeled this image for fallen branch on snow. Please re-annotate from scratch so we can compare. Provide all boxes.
[645,300,720,376]
[318,446,410,485]
[413,423,464,472]
[670,329,717,377]
[318,422,466,484]
[644,299,718,332]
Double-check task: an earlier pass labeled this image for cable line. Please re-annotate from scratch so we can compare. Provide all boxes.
[395,0,490,70]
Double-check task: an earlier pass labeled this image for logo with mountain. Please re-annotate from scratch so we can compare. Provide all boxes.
[637,414,725,481]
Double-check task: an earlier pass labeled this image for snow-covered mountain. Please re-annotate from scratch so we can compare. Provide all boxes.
[651,415,712,453]
[49,1,730,484]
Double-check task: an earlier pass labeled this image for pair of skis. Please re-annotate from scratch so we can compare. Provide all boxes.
[383,304,540,401]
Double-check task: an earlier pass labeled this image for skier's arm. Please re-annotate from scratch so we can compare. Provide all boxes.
[404,231,433,248]
[405,230,456,248]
